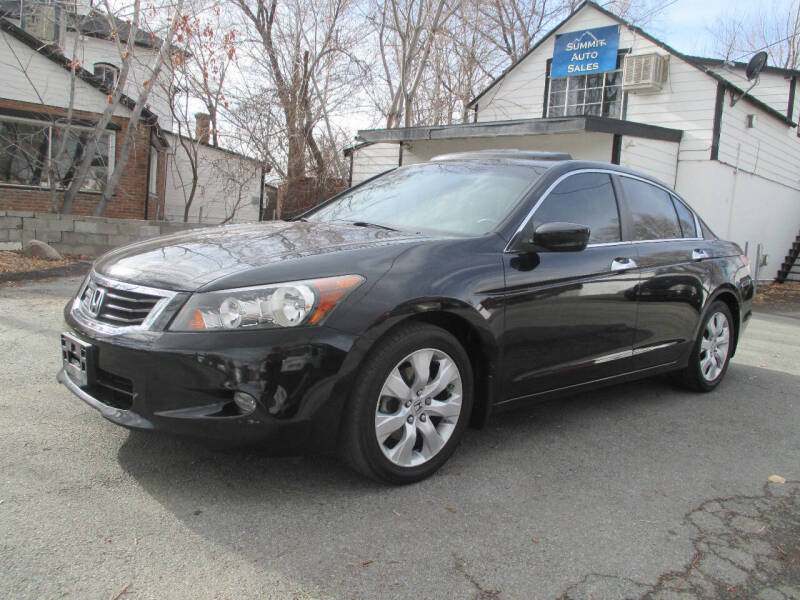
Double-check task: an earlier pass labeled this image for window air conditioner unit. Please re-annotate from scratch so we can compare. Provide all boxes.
[623,53,668,93]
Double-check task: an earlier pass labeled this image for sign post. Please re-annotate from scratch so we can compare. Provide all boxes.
[551,25,620,78]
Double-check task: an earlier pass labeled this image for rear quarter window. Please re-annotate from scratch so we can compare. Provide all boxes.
[671,196,698,238]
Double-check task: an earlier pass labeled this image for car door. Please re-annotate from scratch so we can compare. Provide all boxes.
[615,175,713,369]
[501,171,641,400]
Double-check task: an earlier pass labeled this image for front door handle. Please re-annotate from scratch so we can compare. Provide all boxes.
[692,249,710,261]
[611,257,638,271]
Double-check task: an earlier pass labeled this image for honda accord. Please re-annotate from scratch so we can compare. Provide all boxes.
[59,150,754,483]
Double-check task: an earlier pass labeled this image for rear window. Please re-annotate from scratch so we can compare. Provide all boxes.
[619,177,682,241]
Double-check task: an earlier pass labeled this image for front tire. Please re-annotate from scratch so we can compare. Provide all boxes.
[341,323,473,484]
[674,300,734,392]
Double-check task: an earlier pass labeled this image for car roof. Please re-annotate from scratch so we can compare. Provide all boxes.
[428,151,675,194]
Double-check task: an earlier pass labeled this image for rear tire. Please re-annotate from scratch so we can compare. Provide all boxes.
[673,301,734,392]
[341,322,473,484]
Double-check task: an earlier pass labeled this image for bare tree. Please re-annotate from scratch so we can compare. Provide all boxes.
[366,0,460,128]
[230,0,358,217]
[164,1,239,220]
[708,2,800,70]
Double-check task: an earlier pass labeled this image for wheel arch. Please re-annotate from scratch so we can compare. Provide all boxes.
[335,300,500,434]
[706,285,742,357]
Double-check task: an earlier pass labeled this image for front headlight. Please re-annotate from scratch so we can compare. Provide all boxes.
[169,274,364,331]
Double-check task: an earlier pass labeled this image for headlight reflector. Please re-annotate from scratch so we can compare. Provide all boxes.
[170,275,364,331]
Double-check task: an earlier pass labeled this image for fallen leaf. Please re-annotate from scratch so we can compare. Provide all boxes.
[768,474,787,484]
[531,538,539,544]
[444,504,457,514]
[347,560,373,567]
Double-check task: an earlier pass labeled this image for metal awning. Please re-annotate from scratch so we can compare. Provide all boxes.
[357,116,683,144]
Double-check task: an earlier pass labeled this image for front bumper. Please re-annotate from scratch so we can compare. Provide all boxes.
[58,311,358,451]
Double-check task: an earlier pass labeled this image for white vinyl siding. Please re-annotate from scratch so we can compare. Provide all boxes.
[163,133,261,224]
[618,136,679,187]
[350,142,400,185]
[0,30,133,116]
[717,90,800,191]
[705,67,793,116]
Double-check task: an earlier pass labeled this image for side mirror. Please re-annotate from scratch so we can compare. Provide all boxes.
[532,222,590,252]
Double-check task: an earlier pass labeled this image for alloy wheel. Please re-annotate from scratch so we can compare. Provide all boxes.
[699,311,730,382]
[374,348,463,468]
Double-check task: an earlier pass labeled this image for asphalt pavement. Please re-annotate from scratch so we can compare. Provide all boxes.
[1,276,798,600]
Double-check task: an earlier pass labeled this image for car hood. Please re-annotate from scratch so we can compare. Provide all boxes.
[94,221,425,291]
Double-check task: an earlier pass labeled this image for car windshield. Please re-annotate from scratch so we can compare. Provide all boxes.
[306,161,547,236]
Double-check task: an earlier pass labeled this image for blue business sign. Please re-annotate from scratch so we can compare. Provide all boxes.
[551,25,620,78]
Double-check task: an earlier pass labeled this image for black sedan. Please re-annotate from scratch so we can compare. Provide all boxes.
[59,150,754,483]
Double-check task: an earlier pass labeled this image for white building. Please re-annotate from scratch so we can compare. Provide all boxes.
[347,1,800,282]
[163,131,263,224]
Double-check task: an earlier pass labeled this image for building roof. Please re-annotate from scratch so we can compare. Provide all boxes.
[467,0,797,128]
[357,115,683,144]
[685,55,800,79]
[0,1,161,48]
[0,15,168,145]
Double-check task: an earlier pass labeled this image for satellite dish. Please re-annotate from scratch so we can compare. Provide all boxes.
[745,51,768,81]
[730,51,769,106]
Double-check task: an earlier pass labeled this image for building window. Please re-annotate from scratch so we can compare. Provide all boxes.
[0,116,114,192]
[546,53,624,118]
[93,62,120,88]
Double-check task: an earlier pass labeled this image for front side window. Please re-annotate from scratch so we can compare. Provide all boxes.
[620,177,682,240]
[533,173,621,243]
[547,53,623,118]
[308,161,547,236]
[0,116,113,192]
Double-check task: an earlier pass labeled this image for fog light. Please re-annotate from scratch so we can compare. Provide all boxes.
[233,391,257,414]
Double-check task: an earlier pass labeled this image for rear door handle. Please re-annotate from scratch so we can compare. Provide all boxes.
[692,249,710,261]
[611,257,638,271]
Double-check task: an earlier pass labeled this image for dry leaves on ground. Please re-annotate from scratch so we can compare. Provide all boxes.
[0,250,75,274]
[753,282,800,306]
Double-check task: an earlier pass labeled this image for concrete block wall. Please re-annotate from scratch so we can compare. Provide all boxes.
[0,211,207,256]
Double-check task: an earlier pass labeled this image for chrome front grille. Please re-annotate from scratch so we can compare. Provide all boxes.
[74,273,178,333]
[81,282,160,326]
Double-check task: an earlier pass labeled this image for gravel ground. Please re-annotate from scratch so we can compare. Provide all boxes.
[0,276,798,600]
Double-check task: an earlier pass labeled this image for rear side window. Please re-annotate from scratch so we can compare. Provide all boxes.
[619,177,682,240]
[672,196,697,238]
[533,173,621,243]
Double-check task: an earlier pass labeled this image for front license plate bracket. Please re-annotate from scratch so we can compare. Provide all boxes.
[61,332,95,387]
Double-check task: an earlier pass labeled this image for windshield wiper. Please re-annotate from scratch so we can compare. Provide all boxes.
[351,221,398,232]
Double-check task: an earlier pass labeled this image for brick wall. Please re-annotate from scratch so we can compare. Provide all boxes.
[0,210,205,256]
[0,98,153,219]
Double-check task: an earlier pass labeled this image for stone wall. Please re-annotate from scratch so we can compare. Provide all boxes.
[0,211,205,257]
